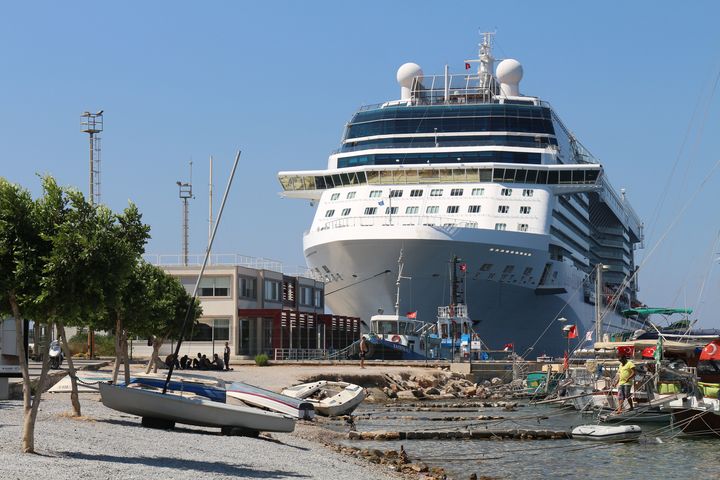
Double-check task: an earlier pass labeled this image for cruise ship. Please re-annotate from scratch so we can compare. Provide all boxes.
[278,35,645,355]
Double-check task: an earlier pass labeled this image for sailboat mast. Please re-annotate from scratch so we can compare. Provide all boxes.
[394,250,403,316]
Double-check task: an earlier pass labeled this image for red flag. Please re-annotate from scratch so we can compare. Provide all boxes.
[567,325,578,339]
[641,346,656,359]
[465,62,471,70]
[699,339,720,361]
[406,311,417,319]
[563,351,569,370]
[616,345,635,358]
[503,343,513,351]
[460,263,467,272]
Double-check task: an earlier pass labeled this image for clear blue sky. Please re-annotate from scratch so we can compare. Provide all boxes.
[1,1,719,327]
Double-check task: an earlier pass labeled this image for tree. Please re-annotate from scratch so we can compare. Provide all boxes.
[0,177,56,453]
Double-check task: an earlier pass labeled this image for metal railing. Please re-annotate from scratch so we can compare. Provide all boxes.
[145,253,315,279]
[315,215,480,233]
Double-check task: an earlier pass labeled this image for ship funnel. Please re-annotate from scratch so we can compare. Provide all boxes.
[496,58,523,97]
[397,62,423,100]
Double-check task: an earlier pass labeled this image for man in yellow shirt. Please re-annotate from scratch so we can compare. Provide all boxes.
[615,355,635,413]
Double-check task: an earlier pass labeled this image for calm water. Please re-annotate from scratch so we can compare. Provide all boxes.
[338,402,718,479]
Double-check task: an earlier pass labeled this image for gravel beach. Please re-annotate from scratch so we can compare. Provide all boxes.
[0,379,400,480]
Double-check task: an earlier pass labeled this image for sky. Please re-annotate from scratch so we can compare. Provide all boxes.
[1,1,719,327]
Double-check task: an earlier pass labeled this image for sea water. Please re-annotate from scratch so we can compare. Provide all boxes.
[340,402,717,479]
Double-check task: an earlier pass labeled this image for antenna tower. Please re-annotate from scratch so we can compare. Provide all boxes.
[177,161,194,266]
[81,111,104,205]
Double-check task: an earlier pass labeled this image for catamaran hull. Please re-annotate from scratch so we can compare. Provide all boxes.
[99,383,295,433]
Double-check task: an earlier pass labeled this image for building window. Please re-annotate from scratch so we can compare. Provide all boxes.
[346,191,356,199]
[498,205,509,213]
[314,289,323,308]
[341,208,351,216]
[330,193,340,200]
[369,190,382,198]
[389,189,403,198]
[522,189,534,197]
[472,188,485,196]
[385,206,398,214]
[239,277,257,299]
[501,188,512,196]
[364,207,377,215]
[520,206,531,214]
[426,206,439,214]
[410,189,423,197]
[518,223,529,232]
[188,318,230,342]
[430,189,443,196]
[264,280,280,301]
[495,223,507,231]
[196,276,231,297]
[468,205,481,213]
[324,209,335,217]
[446,205,459,214]
[450,188,464,196]
[405,206,419,214]
[300,286,314,306]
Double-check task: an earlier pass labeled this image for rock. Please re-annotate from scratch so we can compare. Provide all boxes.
[390,383,399,393]
[491,377,503,385]
[425,387,441,395]
[396,390,416,400]
[411,389,425,398]
[383,387,397,399]
[409,463,429,472]
[370,449,383,457]
[464,386,477,396]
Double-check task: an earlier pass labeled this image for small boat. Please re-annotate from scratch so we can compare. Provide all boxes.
[282,381,366,416]
[99,383,295,434]
[130,372,227,403]
[668,395,720,437]
[571,424,642,442]
[226,382,315,420]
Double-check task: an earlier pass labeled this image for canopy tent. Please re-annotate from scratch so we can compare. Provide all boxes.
[621,308,693,318]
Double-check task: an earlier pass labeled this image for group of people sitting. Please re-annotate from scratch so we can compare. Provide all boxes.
[165,352,226,371]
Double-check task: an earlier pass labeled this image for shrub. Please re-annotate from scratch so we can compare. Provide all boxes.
[254,353,269,367]
[68,332,116,357]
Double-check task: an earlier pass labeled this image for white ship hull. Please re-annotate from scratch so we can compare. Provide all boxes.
[305,225,635,356]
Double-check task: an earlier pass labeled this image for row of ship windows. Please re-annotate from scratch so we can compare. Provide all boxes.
[329,187,534,201]
[324,205,533,217]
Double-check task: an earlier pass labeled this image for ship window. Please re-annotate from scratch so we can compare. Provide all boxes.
[364,207,377,215]
[548,171,559,184]
[495,223,507,231]
[330,193,340,200]
[447,206,459,214]
[468,205,481,213]
[385,206,398,214]
[341,208,351,216]
[389,189,403,198]
[523,267,533,275]
[466,222,478,228]
[406,206,419,214]
[426,206,439,214]
[522,189,534,197]
[498,205,509,213]
[346,191,356,199]
[480,263,493,271]
[501,188,512,196]
[503,265,515,273]
[430,189,444,196]
[472,188,485,196]
[410,189,423,197]
[450,188,464,196]
[518,223,529,232]
[369,190,382,198]
[520,206,531,214]
[324,210,335,217]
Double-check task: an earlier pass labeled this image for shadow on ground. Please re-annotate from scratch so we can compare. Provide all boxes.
[58,452,309,478]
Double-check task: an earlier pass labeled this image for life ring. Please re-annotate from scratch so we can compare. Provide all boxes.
[391,335,401,343]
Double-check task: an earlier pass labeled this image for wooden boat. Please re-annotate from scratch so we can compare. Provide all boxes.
[99,383,295,434]
[282,381,366,416]
[226,382,315,420]
[571,424,642,442]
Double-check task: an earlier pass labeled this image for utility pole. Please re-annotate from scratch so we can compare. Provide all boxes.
[208,156,213,264]
[177,162,194,266]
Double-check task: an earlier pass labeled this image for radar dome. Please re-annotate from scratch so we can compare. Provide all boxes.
[496,59,523,97]
[396,62,423,100]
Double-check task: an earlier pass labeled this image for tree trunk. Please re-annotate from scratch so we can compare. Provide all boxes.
[57,323,81,416]
[26,324,52,453]
[9,292,31,414]
[111,313,122,385]
[144,335,167,374]
[122,332,131,384]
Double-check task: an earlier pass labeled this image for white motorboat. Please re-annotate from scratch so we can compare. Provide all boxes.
[99,383,295,434]
[571,424,641,442]
[666,395,720,437]
[226,382,315,420]
[282,381,366,416]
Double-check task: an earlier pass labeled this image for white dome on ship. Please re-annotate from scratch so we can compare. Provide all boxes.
[496,58,523,97]
[397,62,423,100]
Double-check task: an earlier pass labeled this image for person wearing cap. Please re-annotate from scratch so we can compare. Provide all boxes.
[615,355,635,413]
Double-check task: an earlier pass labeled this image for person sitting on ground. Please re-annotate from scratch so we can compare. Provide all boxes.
[180,354,190,369]
[211,353,225,371]
[192,352,202,369]
[615,355,636,413]
[165,353,179,369]
[200,354,212,370]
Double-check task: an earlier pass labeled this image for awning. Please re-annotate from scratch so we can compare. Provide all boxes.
[621,308,693,318]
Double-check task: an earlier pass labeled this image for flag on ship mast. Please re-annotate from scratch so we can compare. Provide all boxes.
[406,311,417,319]
[465,62,471,70]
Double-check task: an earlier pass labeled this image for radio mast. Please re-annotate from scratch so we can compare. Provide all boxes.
[177,161,194,266]
[80,111,103,205]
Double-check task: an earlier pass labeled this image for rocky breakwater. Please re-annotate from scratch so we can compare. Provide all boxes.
[380,371,524,402]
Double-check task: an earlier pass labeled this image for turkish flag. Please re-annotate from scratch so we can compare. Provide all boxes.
[406,311,417,319]
[567,325,578,339]
[699,339,720,361]
[460,263,467,272]
[465,62,471,70]
[616,345,635,357]
[503,343,513,351]
[641,346,656,359]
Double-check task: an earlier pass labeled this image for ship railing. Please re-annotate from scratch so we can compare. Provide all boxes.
[437,304,469,318]
[316,215,479,232]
